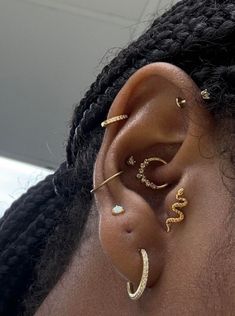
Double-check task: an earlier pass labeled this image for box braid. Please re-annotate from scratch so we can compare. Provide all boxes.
[0,0,234,315]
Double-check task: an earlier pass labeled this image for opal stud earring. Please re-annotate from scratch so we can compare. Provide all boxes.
[112,205,125,215]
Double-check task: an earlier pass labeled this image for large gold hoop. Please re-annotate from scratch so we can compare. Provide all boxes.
[127,249,149,300]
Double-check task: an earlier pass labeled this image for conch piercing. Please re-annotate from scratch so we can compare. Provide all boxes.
[176,97,186,108]
[136,157,168,190]
[127,249,149,300]
[166,188,188,232]
[90,171,123,193]
[101,114,128,128]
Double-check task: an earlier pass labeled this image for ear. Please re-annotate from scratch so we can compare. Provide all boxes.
[92,62,215,291]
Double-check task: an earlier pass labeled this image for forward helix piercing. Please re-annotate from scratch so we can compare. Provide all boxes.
[101,114,128,128]
[136,157,168,190]
[90,171,124,193]
[127,249,149,300]
[176,97,186,108]
[166,187,188,232]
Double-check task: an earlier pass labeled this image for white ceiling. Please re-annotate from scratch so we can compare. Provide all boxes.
[0,0,177,169]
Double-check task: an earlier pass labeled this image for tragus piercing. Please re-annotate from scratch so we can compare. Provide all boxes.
[166,188,188,232]
[101,115,128,128]
[90,171,123,193]
[136,157,168,190]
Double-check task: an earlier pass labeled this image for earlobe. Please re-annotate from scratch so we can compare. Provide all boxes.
[92,62,215,300]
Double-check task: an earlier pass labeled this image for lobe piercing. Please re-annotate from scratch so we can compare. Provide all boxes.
[112,205,125,215]
[127,249,149,300]
[176,97,186,108]
[136,157,168,190]
[101,115,128,128]
[90,171,123,193]
[166,188,188,232]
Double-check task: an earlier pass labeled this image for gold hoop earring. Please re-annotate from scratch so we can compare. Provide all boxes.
[90,171,123,193]
[166,188,188,232]
[136,157,168,190]
[101,115,128,128]
[127,249,149,300]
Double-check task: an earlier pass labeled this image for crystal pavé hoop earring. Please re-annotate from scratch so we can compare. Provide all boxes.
[136,157,168,190]
[101,114,128,128]
[127,248,149,300]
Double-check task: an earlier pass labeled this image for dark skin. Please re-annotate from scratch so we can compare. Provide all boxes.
[36,63,235,315]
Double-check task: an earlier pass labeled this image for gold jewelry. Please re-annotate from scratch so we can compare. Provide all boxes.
[176,97,186,108]
[201,89,210,100]
[112,205,125,215]
[136,157,168,190]
[166,188,188,232]
[126,156,136,166]
[127,249,149,300]
[101,115,128,128]
[90,171,123,193]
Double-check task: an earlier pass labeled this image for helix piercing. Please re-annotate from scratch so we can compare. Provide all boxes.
[90,171,124,193]
[176,97,186,108]
[101,114,128,128]
[126,156,136,166]
[127,249,149,300]
[166,188,188,232]
[136,157,168,190]
[201,89,211,100]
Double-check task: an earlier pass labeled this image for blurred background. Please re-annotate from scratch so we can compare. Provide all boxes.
[0,0,177,214]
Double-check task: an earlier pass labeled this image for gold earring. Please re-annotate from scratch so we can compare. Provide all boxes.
[136,157,168,190]
[127,249,149,300]
[166,188,188,232]
[101,115,128,128]
[201,89,210,100]
[90,171,123,193]
[176,97,186,108]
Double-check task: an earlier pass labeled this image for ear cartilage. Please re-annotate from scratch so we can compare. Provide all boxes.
[112,205,125,215]
[136,157,168,190]
[176,97,186,108]
[101,114,129,128]
[126,156,136,166]
[166,188,188,232]
[201,89,211,100]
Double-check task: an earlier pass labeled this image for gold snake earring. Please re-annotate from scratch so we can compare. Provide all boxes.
[166,188,188,232]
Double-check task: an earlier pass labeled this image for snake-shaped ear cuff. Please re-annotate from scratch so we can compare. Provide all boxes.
[166,188,188,232]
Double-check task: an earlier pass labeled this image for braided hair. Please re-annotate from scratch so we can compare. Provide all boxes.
[0,0,234,314]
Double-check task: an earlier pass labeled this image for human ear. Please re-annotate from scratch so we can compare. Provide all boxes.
[92,62,215,296]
